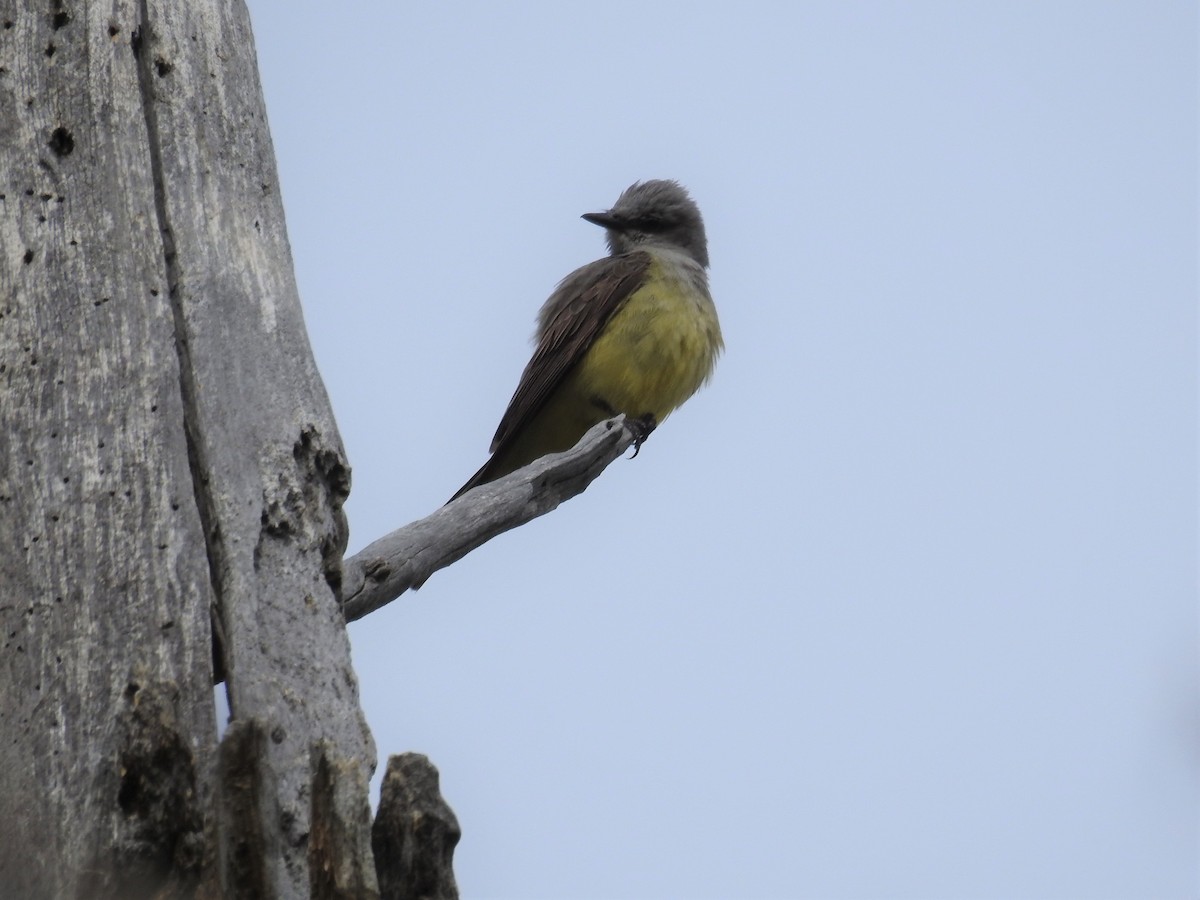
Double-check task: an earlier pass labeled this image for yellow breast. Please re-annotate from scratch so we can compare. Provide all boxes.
[574,254,722,422]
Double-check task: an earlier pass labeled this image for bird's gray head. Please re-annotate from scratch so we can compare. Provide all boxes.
[581,179,709,269]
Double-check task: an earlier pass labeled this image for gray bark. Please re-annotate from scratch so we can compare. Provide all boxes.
[341,417,638,622]
[372,754,460,900]
[0,2,375,897]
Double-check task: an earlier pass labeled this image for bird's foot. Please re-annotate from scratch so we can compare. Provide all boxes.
[627,413,657,458]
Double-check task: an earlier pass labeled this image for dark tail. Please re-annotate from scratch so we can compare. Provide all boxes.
[447,457,501,504]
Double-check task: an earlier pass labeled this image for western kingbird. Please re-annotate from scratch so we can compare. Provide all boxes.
[451,179,722,501]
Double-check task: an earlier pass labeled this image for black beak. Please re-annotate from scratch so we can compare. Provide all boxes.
[581,211,624,230]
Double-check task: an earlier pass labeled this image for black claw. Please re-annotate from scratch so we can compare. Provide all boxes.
[627,413,657,458]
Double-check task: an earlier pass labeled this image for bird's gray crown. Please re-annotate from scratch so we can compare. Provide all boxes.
[583,179,709,269]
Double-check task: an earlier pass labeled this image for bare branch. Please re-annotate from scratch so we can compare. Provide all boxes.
[340,416,637,622]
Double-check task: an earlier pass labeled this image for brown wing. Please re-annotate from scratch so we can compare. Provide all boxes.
[487,251,652,454]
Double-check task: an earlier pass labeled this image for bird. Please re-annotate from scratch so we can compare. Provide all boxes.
[450,179,723,501]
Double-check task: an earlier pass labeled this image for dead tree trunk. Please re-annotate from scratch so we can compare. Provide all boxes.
[0,2,382,896]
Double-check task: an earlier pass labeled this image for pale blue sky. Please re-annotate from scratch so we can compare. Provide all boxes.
[247,3,1197,897]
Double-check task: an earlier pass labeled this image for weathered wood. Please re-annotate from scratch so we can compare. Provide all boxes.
[372,754,460,900]
[0,2,219,896]
[1,2,376,897]
[340,416,638,622]
[136,2,375,895]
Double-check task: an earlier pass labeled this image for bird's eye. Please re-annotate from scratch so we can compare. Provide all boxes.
[636,213,668,232]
